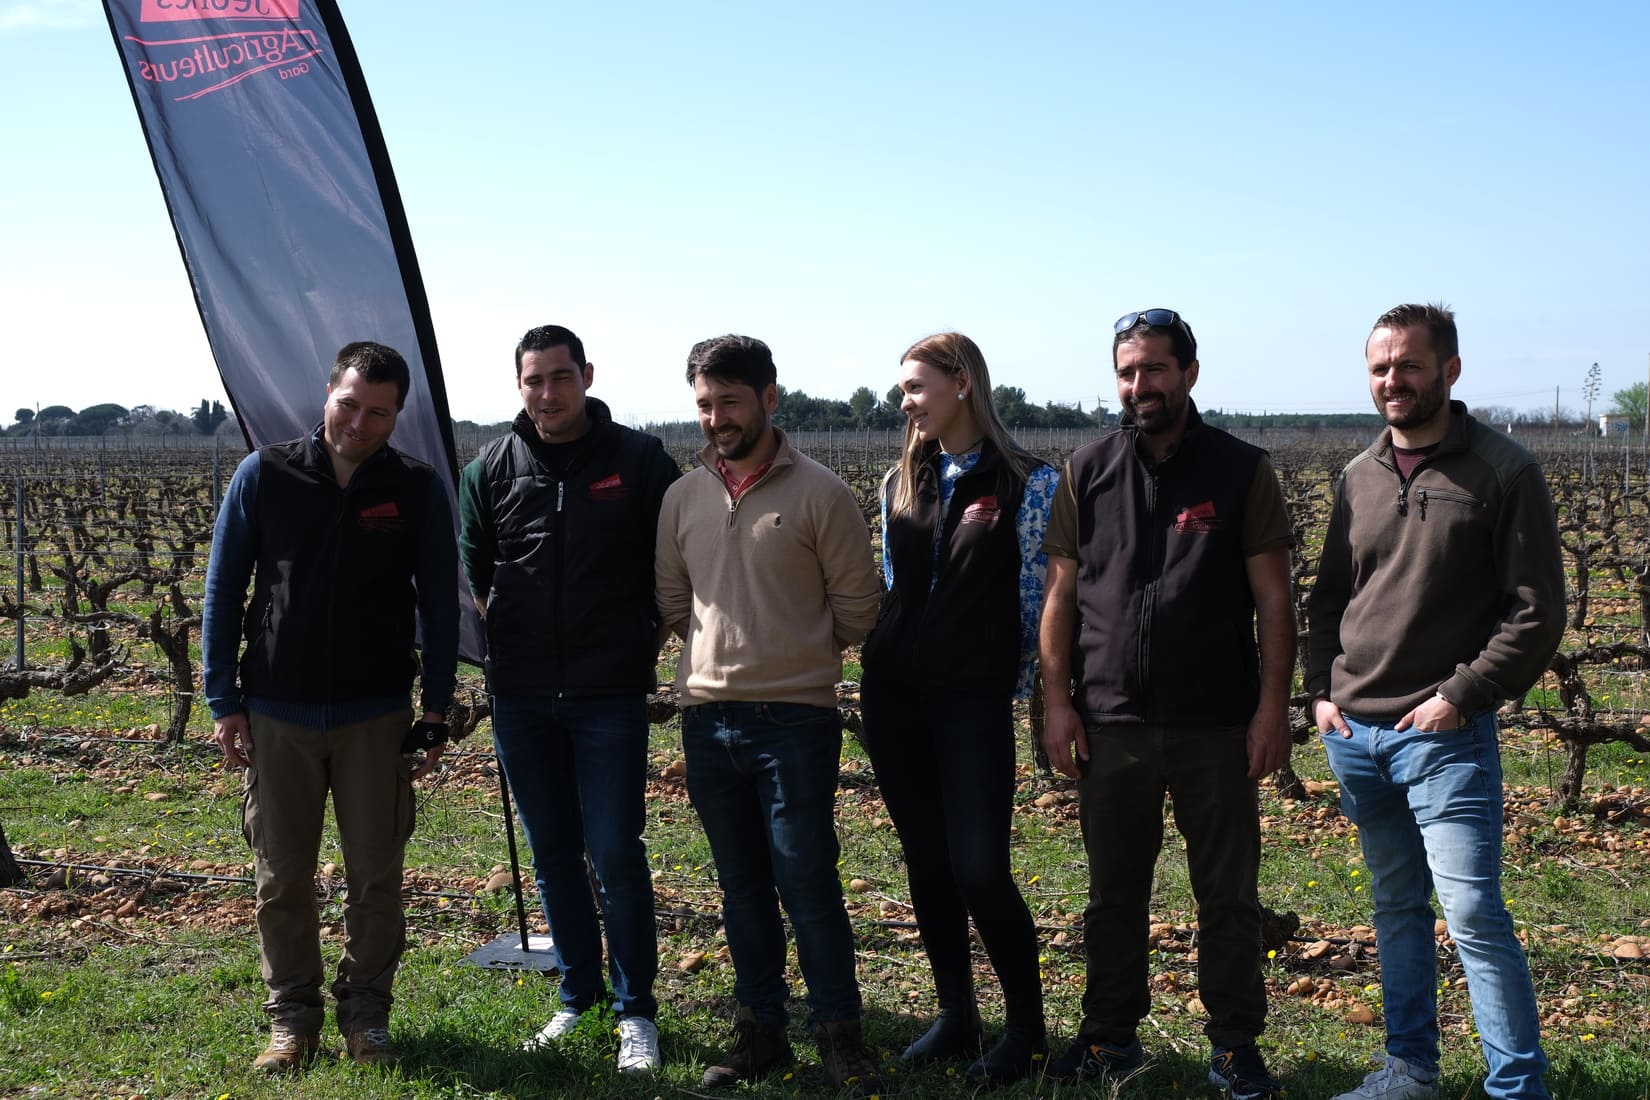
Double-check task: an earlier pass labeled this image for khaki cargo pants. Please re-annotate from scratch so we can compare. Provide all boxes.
[241,708,414,1035]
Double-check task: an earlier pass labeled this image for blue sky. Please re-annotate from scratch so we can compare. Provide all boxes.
[2,0,1646,428]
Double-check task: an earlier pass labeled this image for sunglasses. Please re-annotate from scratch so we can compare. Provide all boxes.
[1114,309,1196,345]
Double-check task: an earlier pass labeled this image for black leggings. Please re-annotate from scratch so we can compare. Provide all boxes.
[861,688,1044,1030]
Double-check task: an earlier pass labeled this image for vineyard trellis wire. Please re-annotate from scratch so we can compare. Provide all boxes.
[4,427,1650,810]
[1,459,222,743]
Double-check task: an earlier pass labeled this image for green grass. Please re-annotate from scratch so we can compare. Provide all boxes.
[4,685,1650,1099]
[5,440,1650,1096]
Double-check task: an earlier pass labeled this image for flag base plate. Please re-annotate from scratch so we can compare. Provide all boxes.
[462,933,559,971]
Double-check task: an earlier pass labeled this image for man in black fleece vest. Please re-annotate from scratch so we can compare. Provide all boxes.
[458,325,680,1075]
[203,341,458,1073]
[1038,310,1294,1100]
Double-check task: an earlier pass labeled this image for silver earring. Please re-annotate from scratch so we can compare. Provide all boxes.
[957,392,966,400]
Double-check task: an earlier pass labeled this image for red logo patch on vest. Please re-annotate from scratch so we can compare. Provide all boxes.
[1173,500,1219,533]
[961,496,1002,525]
[358,500,402,533]
[588,472,628,501]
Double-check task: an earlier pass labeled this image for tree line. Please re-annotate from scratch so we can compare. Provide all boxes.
[7,400,230,438]
[776,384,1108,432]
[17,382,1645,440]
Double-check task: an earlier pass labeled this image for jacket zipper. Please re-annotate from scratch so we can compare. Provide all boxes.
[324,476,348,706]
[723,461,783,528]
[1138,466,1159,693]
[554,478,566,697]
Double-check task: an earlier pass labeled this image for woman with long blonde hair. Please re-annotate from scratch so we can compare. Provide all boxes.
[859,332,1059,1084]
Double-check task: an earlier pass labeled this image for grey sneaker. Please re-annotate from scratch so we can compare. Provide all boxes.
[616,1016,661,1075]
[522,1007,584,1051]
[1332,1056,1440,1100]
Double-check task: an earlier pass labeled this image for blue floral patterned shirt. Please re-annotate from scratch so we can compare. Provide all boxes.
[880,449,1060,699]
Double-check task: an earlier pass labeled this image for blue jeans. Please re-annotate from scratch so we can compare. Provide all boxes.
[491,695,658,1019]
[681,701,861,1026]
[1323,711,1548,1100]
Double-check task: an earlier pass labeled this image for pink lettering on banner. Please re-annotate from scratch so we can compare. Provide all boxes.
[127,26,322,101]
[141,0,300,22]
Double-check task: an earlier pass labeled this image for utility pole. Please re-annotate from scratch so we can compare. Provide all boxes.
[1584,362,1601,434]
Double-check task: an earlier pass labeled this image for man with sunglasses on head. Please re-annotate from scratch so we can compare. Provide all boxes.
[1038,309,1294,1099]
[1306,303,1563,1100]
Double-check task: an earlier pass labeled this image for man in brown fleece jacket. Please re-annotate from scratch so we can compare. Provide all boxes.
[655,334,883,1097]
[1306,303,1565,1100]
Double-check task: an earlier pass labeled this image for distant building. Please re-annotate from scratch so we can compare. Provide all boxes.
[1599,413,1632,435]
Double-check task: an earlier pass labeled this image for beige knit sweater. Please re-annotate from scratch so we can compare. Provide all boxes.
[655,431,881,708]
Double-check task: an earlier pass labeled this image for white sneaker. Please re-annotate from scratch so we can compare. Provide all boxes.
[616,1016,661,1075]
[522,1007,584,1051]
[1332,1056,1440,1100]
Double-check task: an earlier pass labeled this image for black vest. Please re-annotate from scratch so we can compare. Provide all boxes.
[473,402,672,697]
[862,442,1033,700]
[239,435,431,704]
[1065,409,1264,725]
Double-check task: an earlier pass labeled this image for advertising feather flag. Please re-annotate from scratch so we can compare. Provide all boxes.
[101,0,483,661]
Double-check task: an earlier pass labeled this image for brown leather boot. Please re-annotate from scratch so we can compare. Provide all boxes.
[811,1018,886,1097]
[701,1005,794,1088]
[252,1025,321,1073]
[344,1026,399,1067]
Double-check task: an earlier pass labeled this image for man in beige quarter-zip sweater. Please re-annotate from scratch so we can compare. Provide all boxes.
[655,334,883,1098]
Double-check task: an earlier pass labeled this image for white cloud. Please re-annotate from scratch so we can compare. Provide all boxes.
[0,0,98,33]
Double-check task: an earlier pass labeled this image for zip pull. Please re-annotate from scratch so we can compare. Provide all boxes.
[557,481,565,512]
[1396,484,1408,516]
[1418,489,1428,519]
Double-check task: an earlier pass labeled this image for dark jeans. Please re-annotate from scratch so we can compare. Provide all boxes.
[681,701,861,1026]
[861,687,1043,1030]
[1076,724,1265,1050]
[491,695,658,1020]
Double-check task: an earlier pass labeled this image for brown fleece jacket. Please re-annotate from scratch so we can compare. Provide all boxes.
[1305,403,1565,721]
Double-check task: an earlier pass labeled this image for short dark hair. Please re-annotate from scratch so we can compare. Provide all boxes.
[515,325,587,377]
[1112,314,1197,372]
[686,334,777,393]
[1370,302,1458,362]
[330,341,410,409]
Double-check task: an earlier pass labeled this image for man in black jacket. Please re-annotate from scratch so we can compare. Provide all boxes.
[459,325,680,1074]
[1038,310,1294,1100]
[203,341,459,1073]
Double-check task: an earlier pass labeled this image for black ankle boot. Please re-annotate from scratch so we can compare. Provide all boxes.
[965,1024,1049,1084]
[900,1006,983,1066]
